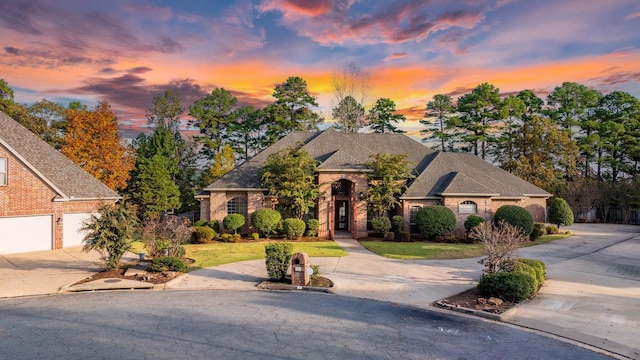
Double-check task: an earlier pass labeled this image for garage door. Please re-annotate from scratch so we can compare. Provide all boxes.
[0,215,53,254]
[63,213,94,248]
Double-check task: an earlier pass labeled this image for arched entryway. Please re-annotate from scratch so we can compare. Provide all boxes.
[332,179,353,232]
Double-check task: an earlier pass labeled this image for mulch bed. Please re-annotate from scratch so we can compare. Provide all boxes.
[435,287,516,314]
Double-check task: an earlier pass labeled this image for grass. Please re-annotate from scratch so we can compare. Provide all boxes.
[360,241,487,260]
[361,232,573,260]
[184,241,347,270]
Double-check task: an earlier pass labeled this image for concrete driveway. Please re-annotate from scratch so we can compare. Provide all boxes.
[0,247,104,298]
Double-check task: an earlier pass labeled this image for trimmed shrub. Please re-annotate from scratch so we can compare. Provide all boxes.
[220,233,233,242]
[548,197,574,227]
[545,225,559,234]
[464,215,485,233]
[251,209,281,238]
[223,214,245,234]
[194,220,219,230]
[192,226,215,244]
[477,272,532,302]
[531,223,545,241]
[283,218,306,240]
[494,205,534,236]
[306,219,320,237]
[372,217,392,236]
[264,242,293,281]
[415,205,457,240]
[148,256,187,273]
[193,219,208,227]
[499,260,538,294]
[391,215,404,236]
[251,232,260,241]
[519,258,546,282]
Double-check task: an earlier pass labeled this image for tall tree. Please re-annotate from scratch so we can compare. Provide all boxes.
[230,106,268,163]
[27,99,69,149]
[456,83,502,159]
[265,76,321,144]
[134,154,182,219]
[62,100,134,191]
[189,87,237,157]
[368,98,406,134]
[546,82,600,139]
[517,89,544,119]
[421,94,457,151]
[366,152,415,217]
[147,89,184,131]
[206,144,236,184]
[332,95,365,132]
[596,91,640,181]
[494,95,526,166]
[331,62,370,132]
[260,145,319,219]
[499,115,577,194]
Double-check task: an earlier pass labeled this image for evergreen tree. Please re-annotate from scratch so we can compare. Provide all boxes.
[421,94,457,151]
[456,83,502,159]
[368,98,406,134]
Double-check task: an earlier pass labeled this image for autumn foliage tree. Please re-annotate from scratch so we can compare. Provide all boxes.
[62,100,134,191]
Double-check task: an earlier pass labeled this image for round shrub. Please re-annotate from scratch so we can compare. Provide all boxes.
[548,197,574,227]
[220,233,233,242]
[464,215,485,233]
[251,209,281,238]
[499,259,539,295]
[192,226,215,244]
[148,256,186,272]
[264,242,293,281]
[251,232,260,241]
[207,220,220,231]
[494,205,534,236]
[545,225,559,234]
[283,218,306,240]
[531,223,545,241]
[415,205,457,240]
[477,272,532,302]
[305,219,320,237]
[193,219,208,227]
[519,258,546,282]
[391,215,404,236]
[223,214,245,234]
[372,217,392,236]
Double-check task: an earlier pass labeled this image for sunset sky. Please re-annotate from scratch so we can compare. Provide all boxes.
[1,0,639,138]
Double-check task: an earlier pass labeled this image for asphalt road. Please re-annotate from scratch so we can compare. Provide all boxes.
[0,290,611,360]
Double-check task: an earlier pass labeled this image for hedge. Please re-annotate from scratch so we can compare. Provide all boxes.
[494,205,534,236]
[477,272,532,302]
[415,206,457,240]
[264,242,293,281]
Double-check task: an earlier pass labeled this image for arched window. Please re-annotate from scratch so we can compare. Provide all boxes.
[459,200,477,214]
[227,197,248,218]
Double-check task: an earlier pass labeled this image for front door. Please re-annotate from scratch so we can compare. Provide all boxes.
[335,200,349,231]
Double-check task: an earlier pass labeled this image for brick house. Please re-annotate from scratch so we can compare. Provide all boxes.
[197,128,550,239]
[0,111,120,254]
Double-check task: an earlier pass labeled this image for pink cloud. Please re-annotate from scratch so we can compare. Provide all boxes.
[383,53,408,62]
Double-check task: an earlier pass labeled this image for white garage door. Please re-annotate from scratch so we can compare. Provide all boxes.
[0,215,53,254]
[63,213,94,248]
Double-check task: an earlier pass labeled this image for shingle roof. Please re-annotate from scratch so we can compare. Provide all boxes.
[402,152,550,198]
[0,111,120,200]
[203,128,550,200]
[205,128,434,190]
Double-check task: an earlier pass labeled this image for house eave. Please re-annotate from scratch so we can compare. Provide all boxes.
[317,168,371,173]
[201,188,266,192]
[436,193,500,197]
[52,196,122,202]
[400,196,442,200]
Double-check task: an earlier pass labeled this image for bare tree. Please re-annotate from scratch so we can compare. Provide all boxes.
[331,62,370,132]
[472,221,528,274]
[142,215,193,257]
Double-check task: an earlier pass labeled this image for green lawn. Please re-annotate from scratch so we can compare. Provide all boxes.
[184,241,348,270]
[361,233,572,260]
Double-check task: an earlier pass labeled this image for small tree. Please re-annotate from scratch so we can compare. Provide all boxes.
[251,208,281,238]
[141,215,192,258]
[494,205,534,236]
[223,214,245,234]
[415,206,456,240]
[366,152,415,217]
[472,221,528,274]
[371,216,392,237]
[81,202,139,270]
[548,197,574,227]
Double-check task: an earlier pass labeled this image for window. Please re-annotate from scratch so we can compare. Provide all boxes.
[459,201,477,214]
[409,206,421,225]
[0,158,6,186]
[226,197,248,218]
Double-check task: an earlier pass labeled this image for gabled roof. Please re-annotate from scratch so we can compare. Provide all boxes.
[205,128,434,190]
[402,152,550,199]
[0,111,120,200]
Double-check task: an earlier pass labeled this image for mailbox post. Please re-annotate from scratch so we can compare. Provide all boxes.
[291,252,310,286]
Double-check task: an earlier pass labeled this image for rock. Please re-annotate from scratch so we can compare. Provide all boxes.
[488,297,503,306]
[477,298,487,305]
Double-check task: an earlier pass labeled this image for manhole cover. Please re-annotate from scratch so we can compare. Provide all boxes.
[104,279,122,283]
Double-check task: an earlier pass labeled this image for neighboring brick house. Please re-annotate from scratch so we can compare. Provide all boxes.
[0,111,120,254]
[197,128,550,239]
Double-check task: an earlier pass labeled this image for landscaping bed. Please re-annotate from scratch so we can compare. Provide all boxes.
[434,287,516,314]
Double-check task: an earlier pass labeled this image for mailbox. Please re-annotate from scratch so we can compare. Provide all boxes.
[291,252,310,286]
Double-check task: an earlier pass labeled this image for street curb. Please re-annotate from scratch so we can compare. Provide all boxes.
[432,300,502,321]
[256,279,334,293]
